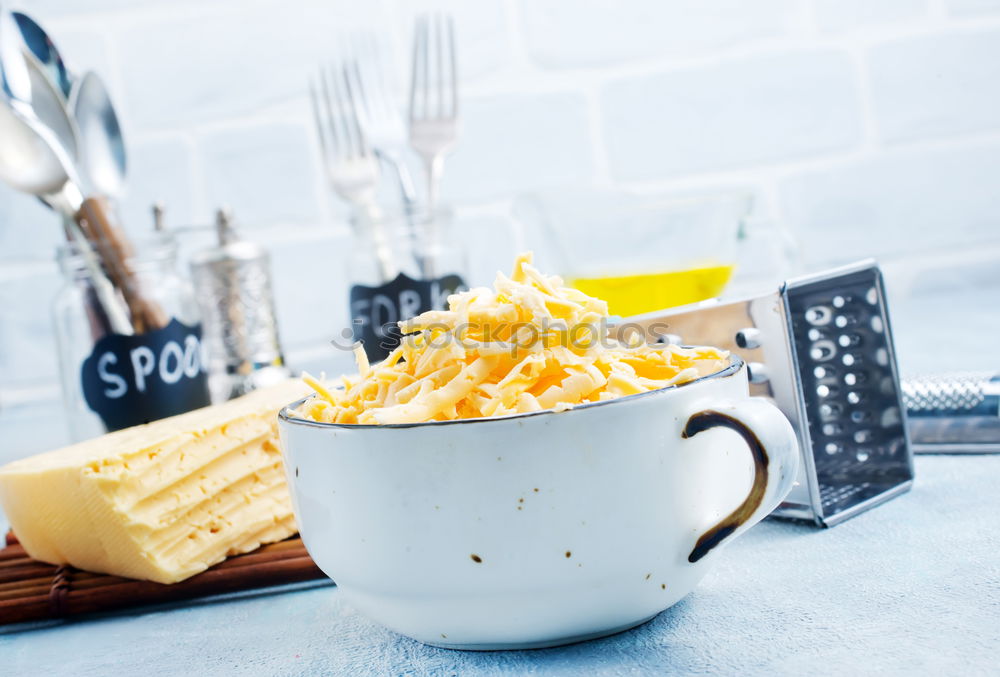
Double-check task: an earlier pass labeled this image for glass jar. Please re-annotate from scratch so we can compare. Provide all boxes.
[345,207,468,361]
[53,229,210,441]
[514,190,752,318]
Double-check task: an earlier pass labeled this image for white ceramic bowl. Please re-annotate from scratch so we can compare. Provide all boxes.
[278,356,798,650]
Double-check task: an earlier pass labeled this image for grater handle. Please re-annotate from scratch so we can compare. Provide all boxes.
[682,398,799,563]
[902,372,1000,417]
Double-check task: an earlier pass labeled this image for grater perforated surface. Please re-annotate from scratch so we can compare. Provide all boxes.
[785,268,913,521]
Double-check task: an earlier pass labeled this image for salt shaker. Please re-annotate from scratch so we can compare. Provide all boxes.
[189,208,290,402]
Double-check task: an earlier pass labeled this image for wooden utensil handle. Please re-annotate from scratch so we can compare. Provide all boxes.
[75,197,170,333]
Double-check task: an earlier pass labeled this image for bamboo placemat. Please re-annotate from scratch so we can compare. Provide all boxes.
[0,531,328,625]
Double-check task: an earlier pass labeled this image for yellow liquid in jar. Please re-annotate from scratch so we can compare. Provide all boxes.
[567,263,735,317]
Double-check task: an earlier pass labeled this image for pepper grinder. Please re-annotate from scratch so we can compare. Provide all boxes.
[189,208,290,402]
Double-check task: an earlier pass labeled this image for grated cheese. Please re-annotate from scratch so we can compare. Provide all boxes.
[296,253,730,425]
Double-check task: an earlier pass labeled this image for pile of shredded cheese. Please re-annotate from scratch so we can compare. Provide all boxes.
[296,253,729,425]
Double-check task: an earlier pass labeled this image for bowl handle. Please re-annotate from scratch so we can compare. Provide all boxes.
[682,399,799,563]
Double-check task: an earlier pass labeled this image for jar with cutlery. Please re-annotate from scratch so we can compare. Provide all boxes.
[345,206,468,361]
[53,227,210,441]
[1,9,211,439]
[309,12,466,361]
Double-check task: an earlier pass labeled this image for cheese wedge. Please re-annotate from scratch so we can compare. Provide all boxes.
[0,379,310,584]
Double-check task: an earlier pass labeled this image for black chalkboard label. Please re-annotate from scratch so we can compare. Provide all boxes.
[350,272,466,361]
[80,318,211,432]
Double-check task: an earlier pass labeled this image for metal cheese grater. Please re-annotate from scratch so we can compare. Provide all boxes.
[620,260,914,527]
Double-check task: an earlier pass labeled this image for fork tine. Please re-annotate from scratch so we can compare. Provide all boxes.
[364,53,391,120]
[345,58,368,124]
[353,34,379,112]
[435,13,445,119]
[365,35,395,119]
[328,62,355,158]
[406,13,457,122]
[409,14,428,122]
[447,14,458,116]
[408,15,419,121]
[309,79,332,167]
[342,60,370,158]
[421,14,431,120]
[318,66,343,159]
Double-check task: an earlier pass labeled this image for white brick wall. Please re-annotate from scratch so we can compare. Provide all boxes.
[443,91,596,199]
[200,122,325,224]
[869,28,1000,141]
[601,50,864,179]
[813,0,927,33]
[119,134,199,231]
[947,0,1000,15]
[520,0,797,67]
[779,140,1000,264]
[2,0,1000,444]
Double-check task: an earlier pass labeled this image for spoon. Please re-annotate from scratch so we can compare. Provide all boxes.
[12,11,72,99]
[12,13,127,201]
[73,71,126,199]
[0,9,75,199]
[0,6,132,334]
[23,52,83,212]
[4,11,79,210]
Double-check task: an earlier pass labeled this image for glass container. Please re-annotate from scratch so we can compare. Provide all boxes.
[346,207,468,362]
[53,229,210,440]
[513,190,752,318]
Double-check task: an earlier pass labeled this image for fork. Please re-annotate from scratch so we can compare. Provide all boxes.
[344,43,428,277]
[408,13,459,275]
[310,62,397,282]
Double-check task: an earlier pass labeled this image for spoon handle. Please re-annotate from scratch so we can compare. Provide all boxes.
[76,197,169,333]
[62,217,134,336]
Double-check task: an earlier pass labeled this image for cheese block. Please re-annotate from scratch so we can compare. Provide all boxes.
[0,379,310,584]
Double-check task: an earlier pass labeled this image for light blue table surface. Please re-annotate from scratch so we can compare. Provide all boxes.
[2,453,998,676]
[2,286,999,675]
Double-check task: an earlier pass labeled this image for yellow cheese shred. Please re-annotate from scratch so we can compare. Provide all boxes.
[295,253,730,425]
